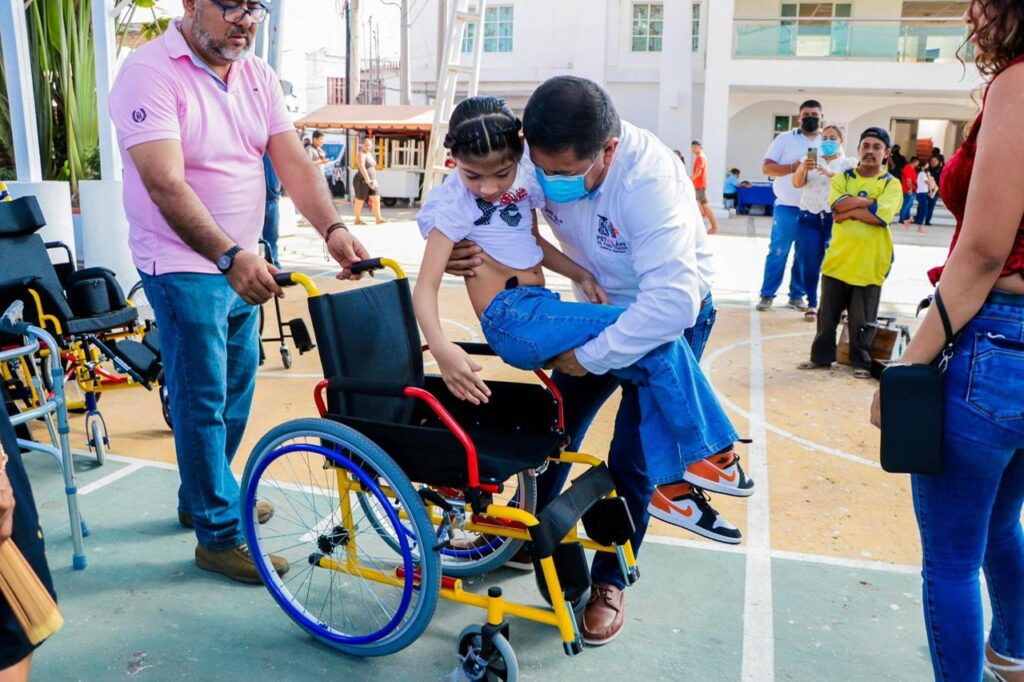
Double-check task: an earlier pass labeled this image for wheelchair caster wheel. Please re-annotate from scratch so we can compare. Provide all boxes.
[281,348,292,369]
[89,419,106,466]
[453,625,518,682]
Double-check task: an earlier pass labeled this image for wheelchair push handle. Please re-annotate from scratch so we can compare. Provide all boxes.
[349,258,407,279]
[271,272,321,297]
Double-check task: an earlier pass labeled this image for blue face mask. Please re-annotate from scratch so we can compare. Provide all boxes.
[821,140,841,157]
[534,160,597,203]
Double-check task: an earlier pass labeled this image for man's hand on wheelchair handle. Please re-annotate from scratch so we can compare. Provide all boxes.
[227,251,285,306]
[327,228,371,280]
[435,342,491,405]
[446,240,484,277]
[545,348,588,377]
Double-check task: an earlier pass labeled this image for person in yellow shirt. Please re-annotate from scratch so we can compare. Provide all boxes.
[799,127,904,378]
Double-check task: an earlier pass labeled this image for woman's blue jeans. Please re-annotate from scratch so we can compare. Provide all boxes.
[262,199,280,267]
[139,271,259,551]
[795,210,833,309]
[911,297,1024,680]
[915,193,931,225]
[481,286,737,484]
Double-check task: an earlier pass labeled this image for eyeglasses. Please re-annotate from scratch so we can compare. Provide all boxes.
[207,0,269,25]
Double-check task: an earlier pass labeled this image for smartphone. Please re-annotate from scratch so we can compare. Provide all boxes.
[807,147,818,165]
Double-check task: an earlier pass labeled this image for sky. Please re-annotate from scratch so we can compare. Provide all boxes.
[150,0,404,60]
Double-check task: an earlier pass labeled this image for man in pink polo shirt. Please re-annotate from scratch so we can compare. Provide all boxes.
[110,0,368,584]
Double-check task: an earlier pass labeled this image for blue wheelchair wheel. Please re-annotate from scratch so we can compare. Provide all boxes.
[357,473,536,578]
[241,418,440,657]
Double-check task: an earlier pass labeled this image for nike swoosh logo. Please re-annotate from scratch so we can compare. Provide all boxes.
[719,470,738,483]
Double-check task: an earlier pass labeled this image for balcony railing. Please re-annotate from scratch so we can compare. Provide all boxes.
[733,17,971,63]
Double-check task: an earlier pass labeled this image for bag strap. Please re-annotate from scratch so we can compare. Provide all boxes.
[933,286,954,347]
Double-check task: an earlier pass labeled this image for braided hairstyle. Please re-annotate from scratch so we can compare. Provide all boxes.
[444,96,524,162]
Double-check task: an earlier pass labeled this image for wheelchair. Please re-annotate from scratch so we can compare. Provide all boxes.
[240,260,640,678]
[0,196,169,465]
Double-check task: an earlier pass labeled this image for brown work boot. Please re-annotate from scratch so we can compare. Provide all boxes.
[195,543,289,585]
[581,582,625,646]
[179,500,275,529]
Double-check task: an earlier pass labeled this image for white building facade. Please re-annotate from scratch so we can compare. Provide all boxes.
[408,0,981,208]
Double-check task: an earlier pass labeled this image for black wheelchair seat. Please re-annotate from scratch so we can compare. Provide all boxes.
[309,276,564,489]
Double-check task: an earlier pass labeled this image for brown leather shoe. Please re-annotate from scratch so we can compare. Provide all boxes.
[581,582,625,646]
[179,501,274,529]
[195,543,288,585]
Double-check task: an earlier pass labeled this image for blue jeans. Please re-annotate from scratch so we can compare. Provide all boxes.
[915,193,930,225]
[481,286,737,483]
[795,211,833,309]
[899,192,914,223]
[759,204,806,301]
[911,297,1024,680]
[262,199,280,267]
[521,291,734,588]
[140,271,259,551]
[926,193,939,225]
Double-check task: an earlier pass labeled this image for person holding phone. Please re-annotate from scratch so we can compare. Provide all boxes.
[792,124,856,321]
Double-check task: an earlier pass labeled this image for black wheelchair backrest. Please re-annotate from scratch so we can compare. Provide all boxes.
[0,197,76,323]
[308,277,424,424]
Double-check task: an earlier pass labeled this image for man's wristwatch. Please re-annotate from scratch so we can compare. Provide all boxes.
[216,245,243,273]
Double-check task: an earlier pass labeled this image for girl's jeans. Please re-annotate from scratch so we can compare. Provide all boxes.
[480,285,737,484]
[911,294,1024,681]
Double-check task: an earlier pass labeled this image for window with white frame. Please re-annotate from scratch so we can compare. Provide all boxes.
[462,6,514,53]
[772,114,801,139]
[461,22,476,53]
[692,3,701,52]
[632,3,663,52]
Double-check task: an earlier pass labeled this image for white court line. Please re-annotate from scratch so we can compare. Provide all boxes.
[703,331,882,469]
[642,534,921,575]
[78,462,147,495]
[741,301,775,682]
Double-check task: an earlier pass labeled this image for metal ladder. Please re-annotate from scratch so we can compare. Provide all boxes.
[421,0,487,198]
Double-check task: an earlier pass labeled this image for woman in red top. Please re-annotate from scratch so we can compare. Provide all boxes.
[899,155,920,229]
[871,2,1024,680]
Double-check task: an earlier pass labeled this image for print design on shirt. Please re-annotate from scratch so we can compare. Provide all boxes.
[596,215,628,254]
[473,198,524,228]
[542,207,563,227]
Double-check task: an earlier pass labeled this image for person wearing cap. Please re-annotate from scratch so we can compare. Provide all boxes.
[800,126,903,378]
[690,140,719,234]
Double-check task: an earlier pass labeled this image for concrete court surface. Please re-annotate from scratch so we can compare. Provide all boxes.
[18,209,965,681]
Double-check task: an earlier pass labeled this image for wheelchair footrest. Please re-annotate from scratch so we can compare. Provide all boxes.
[287,319,315,353]
[529,463,616,559]
[110,339,161,383]
[582,497,635,548]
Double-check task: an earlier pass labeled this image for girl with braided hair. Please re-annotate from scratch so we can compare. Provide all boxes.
[414,96,741,540]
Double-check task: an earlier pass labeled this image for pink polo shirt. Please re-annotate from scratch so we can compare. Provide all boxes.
[110,21,293,275]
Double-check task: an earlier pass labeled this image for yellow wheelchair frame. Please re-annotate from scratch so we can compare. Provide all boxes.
[245,268,640,674]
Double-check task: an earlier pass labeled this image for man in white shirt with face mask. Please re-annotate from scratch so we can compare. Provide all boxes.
[447,76,754,646]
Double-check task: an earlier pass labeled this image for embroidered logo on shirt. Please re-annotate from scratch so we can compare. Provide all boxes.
[596,215,628,254]
[473,197,523,227]
[131,108,147,123]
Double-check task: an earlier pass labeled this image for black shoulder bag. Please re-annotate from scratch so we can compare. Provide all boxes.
[878,287,956,475]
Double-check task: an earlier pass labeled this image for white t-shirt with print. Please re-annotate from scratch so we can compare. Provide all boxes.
[764,129,823,207]
[416,162,547,270]
[798,156,858,214]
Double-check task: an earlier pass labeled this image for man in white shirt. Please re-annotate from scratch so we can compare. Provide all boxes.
[757,99,825,312]
[448,77,749,646]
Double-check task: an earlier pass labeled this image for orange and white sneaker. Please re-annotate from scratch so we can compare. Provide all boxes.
[682,452,755,498]
[648,487,742,544]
